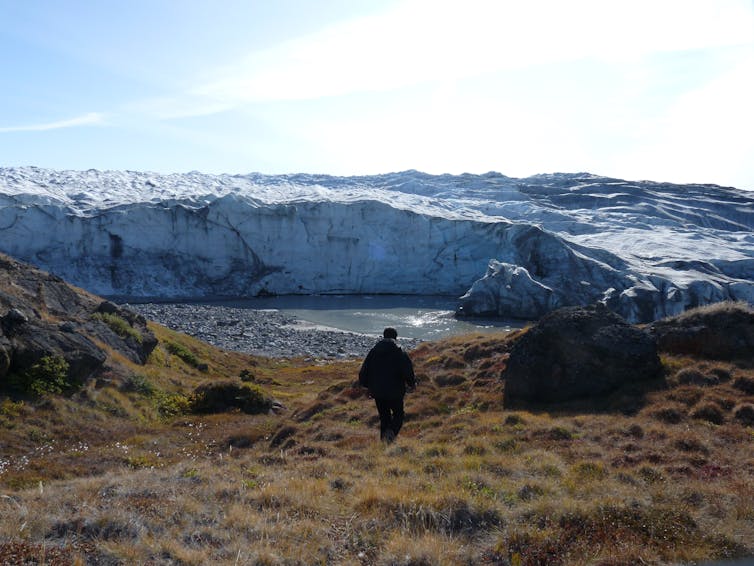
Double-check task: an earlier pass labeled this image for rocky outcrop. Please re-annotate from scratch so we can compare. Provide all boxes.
[649,301,754,360]
[0,253,157,392]
[88,301,158,364]
[502,304,662,406]
[1,309,106,383]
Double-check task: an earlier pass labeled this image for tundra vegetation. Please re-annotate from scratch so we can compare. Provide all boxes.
[1,306,753,565]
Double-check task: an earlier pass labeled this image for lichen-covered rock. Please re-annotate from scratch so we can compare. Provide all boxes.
[503,303,662,406]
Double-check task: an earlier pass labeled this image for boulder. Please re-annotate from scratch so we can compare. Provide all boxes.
[648,301,754,360]
[503,303,662,406]
[5,318,107,384]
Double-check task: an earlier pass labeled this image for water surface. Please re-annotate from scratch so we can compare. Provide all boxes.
[185,295,524,340]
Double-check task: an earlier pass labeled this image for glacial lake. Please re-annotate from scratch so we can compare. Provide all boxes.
[158,295,525,341]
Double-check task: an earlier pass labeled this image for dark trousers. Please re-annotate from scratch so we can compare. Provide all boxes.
[374,397,405,439]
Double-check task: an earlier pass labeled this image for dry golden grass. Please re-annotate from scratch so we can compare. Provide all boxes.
[1,326,753,564]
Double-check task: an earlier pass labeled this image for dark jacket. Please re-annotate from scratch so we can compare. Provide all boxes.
[359,338,415,399]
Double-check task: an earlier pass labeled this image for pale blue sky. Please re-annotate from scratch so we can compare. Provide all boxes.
[1,0,753,189]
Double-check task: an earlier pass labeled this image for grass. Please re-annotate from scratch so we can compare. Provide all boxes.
[92,311,143,343]
[165,339,206,370]
[0,325,753,564]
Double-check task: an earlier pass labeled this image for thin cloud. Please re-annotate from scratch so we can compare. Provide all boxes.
[0,112,105,133]
[191,0,754,106]
[129,0,752,121]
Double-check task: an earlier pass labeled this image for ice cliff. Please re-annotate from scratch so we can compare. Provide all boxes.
[1,167,752,323]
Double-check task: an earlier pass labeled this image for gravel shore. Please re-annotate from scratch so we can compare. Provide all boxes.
[125,303,421,359]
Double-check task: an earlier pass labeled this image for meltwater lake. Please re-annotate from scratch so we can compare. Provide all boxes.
[230,294,523,340]
[125,295,526,357]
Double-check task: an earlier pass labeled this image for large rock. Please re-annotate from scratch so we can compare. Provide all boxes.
[3,317,107,384]
[503,303,662,406]
[649,301,754,360]
[0,253,158,393]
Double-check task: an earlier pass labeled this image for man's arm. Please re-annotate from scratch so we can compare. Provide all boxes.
[402,351,416,389]
[358,351,372,388]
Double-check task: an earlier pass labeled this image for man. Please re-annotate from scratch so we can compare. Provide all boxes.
[359,327,416,443]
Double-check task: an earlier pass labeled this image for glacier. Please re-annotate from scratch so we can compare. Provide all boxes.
[0,166,752,323]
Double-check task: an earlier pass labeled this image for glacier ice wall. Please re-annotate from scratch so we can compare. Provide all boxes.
[1,167,752,323]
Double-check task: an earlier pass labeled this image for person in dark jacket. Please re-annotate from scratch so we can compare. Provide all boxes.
[359,327,416,443]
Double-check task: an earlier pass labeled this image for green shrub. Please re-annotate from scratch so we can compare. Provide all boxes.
[190,381,272,415]
[92,312,142,343]
[0,398,24,429]
[0,398,24,417]
[9,355,70,396]
[153,391,191,418]
[120,374,155,396]
[165,341,201,368]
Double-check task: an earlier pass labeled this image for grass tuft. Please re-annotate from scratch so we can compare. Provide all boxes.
[92,312,143,344]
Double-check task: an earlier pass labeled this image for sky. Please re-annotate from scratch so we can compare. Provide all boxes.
[1,0,753,190]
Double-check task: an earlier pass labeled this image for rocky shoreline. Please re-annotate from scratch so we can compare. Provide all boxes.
[124,302,421,359]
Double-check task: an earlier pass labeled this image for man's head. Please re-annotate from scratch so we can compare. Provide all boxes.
[383,327,398,340]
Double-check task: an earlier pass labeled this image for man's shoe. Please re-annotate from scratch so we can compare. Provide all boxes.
[384,429,396,444]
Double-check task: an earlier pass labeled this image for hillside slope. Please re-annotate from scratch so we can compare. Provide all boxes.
[1,255,753,564]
